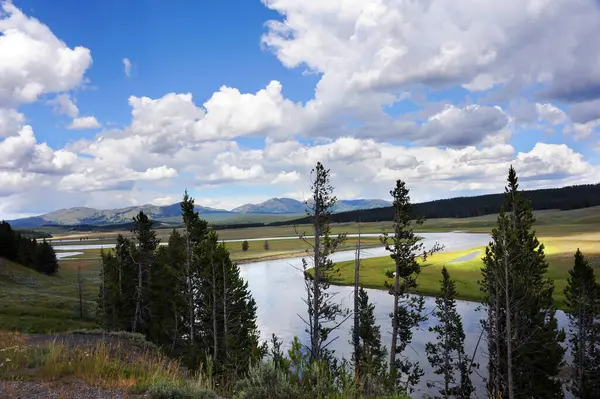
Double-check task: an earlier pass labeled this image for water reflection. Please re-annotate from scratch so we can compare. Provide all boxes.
[238,232,570,397]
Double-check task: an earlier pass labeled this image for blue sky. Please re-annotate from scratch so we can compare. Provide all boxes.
[0,0,599,218]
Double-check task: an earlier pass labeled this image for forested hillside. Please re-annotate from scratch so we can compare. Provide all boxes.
[271,182,600,225]
[0,221,58,275]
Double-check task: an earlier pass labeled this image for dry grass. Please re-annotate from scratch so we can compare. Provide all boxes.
[0,338,207,393]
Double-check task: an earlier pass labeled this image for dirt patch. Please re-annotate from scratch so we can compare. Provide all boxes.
[0,379,147,399]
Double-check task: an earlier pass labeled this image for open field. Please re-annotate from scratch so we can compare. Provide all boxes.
[42,206,600,244]
[327,233,600,309]
[0,259,100,333]
[54,236,383,262]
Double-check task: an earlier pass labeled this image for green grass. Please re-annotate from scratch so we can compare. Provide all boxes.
[326,233,600,309]
[0,259,101,333]
[0,337,212,395]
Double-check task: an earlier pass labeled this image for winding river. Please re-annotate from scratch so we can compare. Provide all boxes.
[54,232,571,396]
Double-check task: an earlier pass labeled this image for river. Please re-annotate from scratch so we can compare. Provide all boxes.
[53,231,571,396]
[237,232,570,397]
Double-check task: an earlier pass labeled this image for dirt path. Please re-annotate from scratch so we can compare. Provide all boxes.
[0,380,148,399]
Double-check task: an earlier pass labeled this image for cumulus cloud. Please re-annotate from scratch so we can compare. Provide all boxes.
[68,116,101,130]
[262,0,600,105]
[122,58,132,77]
[48,94,79,118]
[536,103,567,125]
[0,108,24,137]
[0,2,92,107]
[1,1,600,217]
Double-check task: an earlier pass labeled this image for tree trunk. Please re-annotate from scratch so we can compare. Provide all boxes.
[389,261,400,377]
[443,288,450,398]
[222,257,228,359]
[133,261,142,333]
[187,235,195,343]
[493,278,501,397]
[353,222,361,385]
[503,236,514,399]
[211,250,218,365]
[312,209,320,360]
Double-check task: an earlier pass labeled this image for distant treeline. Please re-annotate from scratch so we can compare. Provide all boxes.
[0,221,59,275]
[14,229,52,239]
[269,182,600,225]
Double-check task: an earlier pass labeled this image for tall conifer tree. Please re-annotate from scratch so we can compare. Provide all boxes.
[480,166,565,398]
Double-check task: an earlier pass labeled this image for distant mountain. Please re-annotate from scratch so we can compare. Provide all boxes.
[8,203,232,228]
[6,197,391,228]
[232,197,392,214]
[232,198,306,214]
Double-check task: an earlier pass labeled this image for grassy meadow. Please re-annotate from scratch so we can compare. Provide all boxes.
[3,205,600,333]
[328,232,600,309]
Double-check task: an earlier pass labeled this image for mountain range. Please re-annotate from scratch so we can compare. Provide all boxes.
[7,198,391,228]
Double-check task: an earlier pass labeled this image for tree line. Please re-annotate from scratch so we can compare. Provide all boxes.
[0,221,58,275]
[269,181,600,225]
[97,192,262,379]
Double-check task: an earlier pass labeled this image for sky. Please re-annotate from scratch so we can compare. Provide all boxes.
[1,0,600,219]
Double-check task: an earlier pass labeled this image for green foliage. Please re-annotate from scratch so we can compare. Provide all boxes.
[382,179,442,393]
[148,380,217,399]
[564,249,600,398]
[480,166,566,398]
[352,288,387,384]
[425,267,475,399]
[0,221,58,275]
[97,191,261,383]
[300,161,349,365]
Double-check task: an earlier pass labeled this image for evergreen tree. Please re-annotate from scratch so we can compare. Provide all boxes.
[351,288,387,386]
[147,230,187,352]
[480,166,565,399]
[180,190,208,345]
[426,267,474,399]
[130,211,160,334]
[197,231,261,375]
[0,221,17,261]
[298,161,348,364]
[564,249,600,398]
[382,179,442,393]
[33,240,58,275]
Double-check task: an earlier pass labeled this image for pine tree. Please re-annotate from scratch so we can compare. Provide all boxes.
[564,249,600,398]
[34,240,58,275]
[426,267,475,399]
[480,166,565,398]
[351,288,387,386]
[130,211,160,334]
[0,221,17,261]
[147,230,188,352]
[180,190,208,344]
[382,179,442,393]
[297,161,349,364]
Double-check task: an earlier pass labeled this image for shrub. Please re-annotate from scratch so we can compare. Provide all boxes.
[148,380,217,399]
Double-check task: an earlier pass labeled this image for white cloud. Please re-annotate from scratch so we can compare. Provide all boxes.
[68,116,101,130]
[262,0,600,105]
[0,2,92,107]
[0,108,24,137]
[122,58,132,77]
[536,103,567,125]
[271,171,301,184]
[48,94,79,118]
